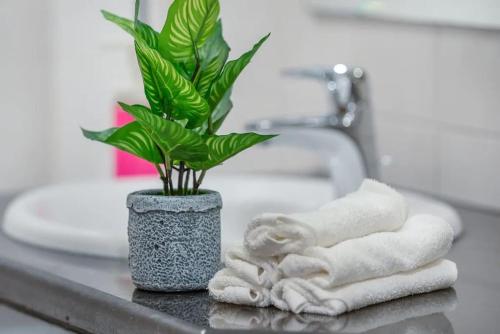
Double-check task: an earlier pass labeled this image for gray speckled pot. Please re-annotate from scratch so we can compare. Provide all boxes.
[126,189,222,292]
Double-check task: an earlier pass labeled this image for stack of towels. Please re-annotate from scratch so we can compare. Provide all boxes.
[209,179,457,316]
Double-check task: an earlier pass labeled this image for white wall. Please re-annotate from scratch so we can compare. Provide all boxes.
[48,0,144,182]
[1,0,500,210]
[0,1,51,191]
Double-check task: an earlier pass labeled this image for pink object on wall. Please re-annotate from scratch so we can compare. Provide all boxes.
[114,105,157,177]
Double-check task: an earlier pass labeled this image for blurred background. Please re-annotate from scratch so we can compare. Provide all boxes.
[1,0,500,210]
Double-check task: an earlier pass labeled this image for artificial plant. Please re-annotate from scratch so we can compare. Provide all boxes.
[82,0,275,195]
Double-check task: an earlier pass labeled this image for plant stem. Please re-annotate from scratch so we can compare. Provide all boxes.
[167,166,174,195]
[184,169,191,195]
[207,117,213,135]
[194,170,207,194]
[154,164,165,179]
[163,158,174,196]
[178,161,185,195]
[155,164,168,195]
[192,170,197,193]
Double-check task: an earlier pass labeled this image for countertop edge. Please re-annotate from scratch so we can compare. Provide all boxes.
[0,256,202,334]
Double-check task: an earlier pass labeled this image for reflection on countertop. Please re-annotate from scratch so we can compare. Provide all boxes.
[132,288,456,333]
[206,289,456,333]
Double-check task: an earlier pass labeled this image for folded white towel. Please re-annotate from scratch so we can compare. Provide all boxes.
[279,214,454,288]
[271,259,457,316]
[244,179,408,256]
[224,246,281,288]
[208,268,271,307]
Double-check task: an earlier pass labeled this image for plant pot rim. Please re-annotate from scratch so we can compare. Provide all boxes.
[127,189,222,213]
[128,188,218,198]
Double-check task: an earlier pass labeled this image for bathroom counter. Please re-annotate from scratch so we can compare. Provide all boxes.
[0,194,499,334]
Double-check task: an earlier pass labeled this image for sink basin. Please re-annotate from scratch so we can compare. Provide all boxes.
[2,174,335,258]
[2,173,462,258]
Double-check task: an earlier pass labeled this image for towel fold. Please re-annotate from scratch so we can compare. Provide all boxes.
[224,246,281,288]
[279,214,454,288]
[271,259,457,316]
[208,268,271,307]
[244,179,408,256]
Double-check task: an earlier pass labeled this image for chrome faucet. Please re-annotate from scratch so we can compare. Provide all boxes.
[246,64,380,195]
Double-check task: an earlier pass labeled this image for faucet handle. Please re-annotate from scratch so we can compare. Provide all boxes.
[283,65,366,111]
[282,65,365,81]
[281,67,334,81]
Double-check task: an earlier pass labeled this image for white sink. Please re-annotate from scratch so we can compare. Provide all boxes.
[2,173,462,258]
[2,174,334,258]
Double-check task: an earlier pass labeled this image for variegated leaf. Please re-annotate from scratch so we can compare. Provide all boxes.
[82,122,162,164]
[119,102,208,162]
[101,10,158,49]
[208,34,269,109]
[158,0,220,72]
[135,40,210,128]
[189,132,276,170]
[196,20,229,97]
[135,42,165,116]
[211,90,233,133]
[193,90,232,135]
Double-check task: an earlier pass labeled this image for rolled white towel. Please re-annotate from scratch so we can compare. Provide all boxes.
[271,259,457,316]
[208,268,271,307]
[225,246,281,288]
[279,214,454,288]
[244,179,408,256]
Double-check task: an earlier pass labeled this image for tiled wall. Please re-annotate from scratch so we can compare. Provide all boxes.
[208,0,500,210]
[1,0,499,211]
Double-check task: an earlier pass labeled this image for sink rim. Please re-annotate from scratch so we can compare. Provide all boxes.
[2,173,333,258]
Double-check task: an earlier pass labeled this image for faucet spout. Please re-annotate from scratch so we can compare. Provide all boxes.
[247,65,380,195]
[250,127,366,197]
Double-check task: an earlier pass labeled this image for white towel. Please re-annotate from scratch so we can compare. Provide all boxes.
[279,214,454,288]
[224,246,281,288]
[271,259,457,316]
[208,268,271,307]
[209,246,280,307]
[244,179,408,256]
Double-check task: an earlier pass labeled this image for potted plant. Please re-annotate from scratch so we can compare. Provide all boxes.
[82,0,275,291]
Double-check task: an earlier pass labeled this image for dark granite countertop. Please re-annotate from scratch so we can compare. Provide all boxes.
[0,193,499,333]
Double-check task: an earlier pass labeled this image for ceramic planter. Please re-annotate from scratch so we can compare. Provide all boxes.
[126,189,222,291]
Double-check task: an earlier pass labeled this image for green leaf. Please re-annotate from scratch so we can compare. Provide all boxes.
[135,40,210,128]
[211,90,233,132]
[208,34,269,109]
[193,90,232,135]
[135,42,165,116]
[196,20,230,97]
[119,102,208,162]
[189,133,276,170]
[82,122,162,164]
[159,0,220,72]
[101,10,158,49]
